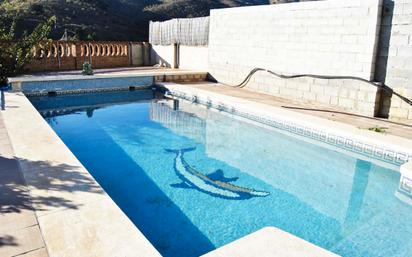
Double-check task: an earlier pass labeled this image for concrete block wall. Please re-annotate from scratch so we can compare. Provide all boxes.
[131,42,151,66]
[208,0,383,116]
[179,46,209,71]
[247,70,381,114]
[151,45,209,70]
[375,0,412,120]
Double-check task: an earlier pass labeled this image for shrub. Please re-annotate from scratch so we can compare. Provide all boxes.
[0,16,56,87]
[82,62,94,75]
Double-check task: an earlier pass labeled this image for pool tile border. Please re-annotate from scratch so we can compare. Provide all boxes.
[1,92,162,257]
[24,86,151,97]
[166,89,411,167]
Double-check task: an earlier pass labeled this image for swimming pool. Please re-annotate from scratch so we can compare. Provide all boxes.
[29,90,412,257]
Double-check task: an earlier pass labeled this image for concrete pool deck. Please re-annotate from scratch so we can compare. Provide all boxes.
[1,73,411,256]
[0,114,48,257]
[0,93,161,257]
[173,82,412,139]
[0,90,341,257]
[8,67,207,84]
[202,227,340,257]
[8,67,208,96]
[161,82,412,168]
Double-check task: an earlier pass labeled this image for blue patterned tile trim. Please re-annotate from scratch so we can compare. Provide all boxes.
[24,86,151,97]
[167,90,411,166]
[21,76,154,93]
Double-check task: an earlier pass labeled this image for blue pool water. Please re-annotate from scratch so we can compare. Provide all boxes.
[30,91,412,257]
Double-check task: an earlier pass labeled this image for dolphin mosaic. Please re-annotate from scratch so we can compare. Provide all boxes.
[165,147,270,200]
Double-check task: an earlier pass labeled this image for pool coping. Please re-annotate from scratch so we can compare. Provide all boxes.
[159,82,412,170]
[1,92,162,257]
[2,82,411,256]
[8,69,208,83]
[202,227,340,257]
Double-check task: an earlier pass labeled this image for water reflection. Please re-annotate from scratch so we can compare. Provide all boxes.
[28,93,412,257]
[149,99,412,257]
[343,160,371,233]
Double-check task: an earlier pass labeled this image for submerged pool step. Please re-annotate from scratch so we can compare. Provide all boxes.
[397,162,412,205]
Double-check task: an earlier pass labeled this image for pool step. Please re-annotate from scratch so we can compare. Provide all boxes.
[397,161,412,205]
[202,227,340,257]
[154,73,207,83]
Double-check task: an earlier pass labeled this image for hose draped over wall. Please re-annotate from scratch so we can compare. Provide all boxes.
[148,15,412,109]
[149,16,209,46]
[233,68,412,107]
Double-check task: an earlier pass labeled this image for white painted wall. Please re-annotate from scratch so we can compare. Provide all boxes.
[151,45,175,68]
[179,46,209,71]
[150,45,208,70]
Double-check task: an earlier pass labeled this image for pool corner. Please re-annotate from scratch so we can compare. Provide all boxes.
[201,227,340,257]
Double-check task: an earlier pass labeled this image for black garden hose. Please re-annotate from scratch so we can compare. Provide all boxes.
[233,68,412,106]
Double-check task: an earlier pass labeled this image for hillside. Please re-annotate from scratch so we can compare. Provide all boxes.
[0,0,269,41]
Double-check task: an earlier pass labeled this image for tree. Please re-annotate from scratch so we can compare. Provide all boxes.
[0,16,56,87]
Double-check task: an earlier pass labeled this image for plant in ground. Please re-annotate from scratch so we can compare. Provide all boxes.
[368,126,388,133]
[82,62,94,75]
[0,16,56,87]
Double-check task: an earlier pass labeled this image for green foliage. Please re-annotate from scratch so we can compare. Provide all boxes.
[82,62,94,75]
[368,126,387,133]
[144,0,269,19]
[144,0,215,19]
[0,16,56,86]
[0,0,269,42]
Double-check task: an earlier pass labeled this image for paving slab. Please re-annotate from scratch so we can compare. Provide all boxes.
[0,226,45,257]
[202,227,340,257]
[0,113,48,257]
[179,82,412,139]
[18,248,49,257]
[1,92,161,257]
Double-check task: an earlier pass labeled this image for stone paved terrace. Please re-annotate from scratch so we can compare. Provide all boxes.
[177,82,412,139]
[0,112,48,257]
[0,92,161,257]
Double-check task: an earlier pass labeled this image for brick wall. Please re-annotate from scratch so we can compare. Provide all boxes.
[376,0,412,120]
[23,41,149,72]
[131,42,151,66]
[208,0,383,116]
